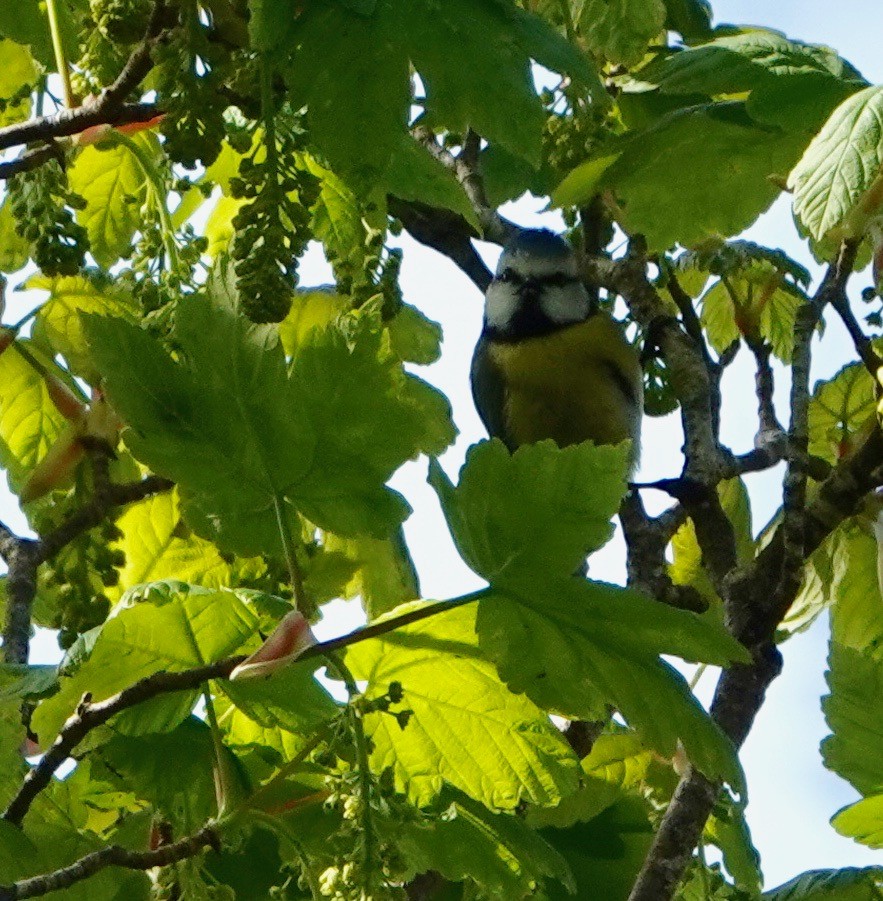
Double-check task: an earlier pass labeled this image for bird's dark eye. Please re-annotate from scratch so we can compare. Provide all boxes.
[497,268,522,285]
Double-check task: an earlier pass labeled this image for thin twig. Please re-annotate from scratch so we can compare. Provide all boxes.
[831,292,882,375]
[626,238,866,901]
[387,196,493,292]
[412,126,518,245]
[4,589,489,825]
[0,824,219,899]
[0,0,169,156]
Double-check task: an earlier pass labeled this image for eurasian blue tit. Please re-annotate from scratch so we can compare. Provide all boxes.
[471,229,643,469]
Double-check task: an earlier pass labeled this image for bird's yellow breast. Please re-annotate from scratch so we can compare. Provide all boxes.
[486,313,643,458]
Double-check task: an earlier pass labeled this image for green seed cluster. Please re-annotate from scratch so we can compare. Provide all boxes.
[40,521,125,649]
[7,160,88,276]
[153,11,230,169]
[90,0,152,45]
[229,129,318,323]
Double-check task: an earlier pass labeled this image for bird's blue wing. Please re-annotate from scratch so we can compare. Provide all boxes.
[470,337,514,449]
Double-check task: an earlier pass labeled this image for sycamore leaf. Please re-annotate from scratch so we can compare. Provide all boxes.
[284,3,410,181]
[0,195,29,272]
[26,272,137,382]
[31,582,264,746]
[345,601,580,810]
[0,340,67,496]
[578,0,666,67]
[98,717,224,830]
[556,103,807,250]
[85,289,454,557]
[403,0,546,165]
[670,478,754,605]
[764,867,883,899]
[640,29,864,97]
[109,491,266,599]
[823,642,883,798]
[527,732,654,829]
[429,439,630,582]
[68,134,156,268]
[789,86,883,243]
[385,135,480,231]
[0,39,36,127]
[220,662,339,733]
[808,363,876,465]
[322,529,420,619]
[832,799,883,852]
[539,797,655,901]
[398,787,574,897]
[477,579,747,788]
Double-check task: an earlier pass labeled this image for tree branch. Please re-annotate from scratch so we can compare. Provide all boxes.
[0,0,170,162]
[412,127,518,245]
[4,589,489,826]
[0,824,219,899]
[627,239,868,901]
[388,197,493,292]
[831,290,882,376]
[1,473,173,666]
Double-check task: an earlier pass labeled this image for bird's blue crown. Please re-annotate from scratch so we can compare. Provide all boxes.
[502,229,573,261]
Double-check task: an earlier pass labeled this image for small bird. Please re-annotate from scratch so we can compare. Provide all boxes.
[471,229,643,468]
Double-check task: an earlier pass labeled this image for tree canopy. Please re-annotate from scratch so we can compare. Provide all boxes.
[0,0,883,899]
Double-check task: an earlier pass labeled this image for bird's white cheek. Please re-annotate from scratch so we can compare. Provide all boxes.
[540,286,590,325]
[484,283,519,331]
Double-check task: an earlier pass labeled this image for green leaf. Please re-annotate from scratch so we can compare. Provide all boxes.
[557,103,807,250]
[109,491,266,599]
[578,0,666,66]
[640,29,863,97]
[705,799,763,892]
[832,799,883,852]
[26,272,137,381]
[385,135,479,231]
[322,529,420,619]
[0,821,42,882]
[789,86,883,242]
[670,478,753,605]
[698,266,807,363]
[345,601,580,810]
[85,291,454,557]
[822,641,883,797]
[829,524,883,654]
[387,302,443,366]
[68,135,154,268]
[764,867,883,899]
[477,578,747,787]
[404,0,546,165]
[0,194,29,272]
[0,340,67,495]
[747,73,865,134]
[285,3,410,181]
[808,363,876,465]
[220,662,339,734]
[0,698,28,811]
[0,39,36,126]
[539,797,655,901]
[698,280,741,355]
[664,0,712,42]
[31,582,262,746]
[98,716,224,829]
[528,732,654,829]
[429,439,631,582]
[398,787,574,897]
[504,3,604,94]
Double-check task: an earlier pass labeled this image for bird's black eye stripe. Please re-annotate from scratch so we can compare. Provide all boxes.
[497,268,523,285]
